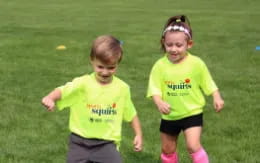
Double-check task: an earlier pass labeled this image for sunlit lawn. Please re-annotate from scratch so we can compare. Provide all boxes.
[0,0,260,162]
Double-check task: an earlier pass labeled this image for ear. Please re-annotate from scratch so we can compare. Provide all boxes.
[161,38,166,49]
[90,58,95,65]
[187,40,193,49]
[161,38,165,45]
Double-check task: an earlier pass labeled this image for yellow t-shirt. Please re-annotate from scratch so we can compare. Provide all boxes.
[56,73,136,147]
[147,53,218,120]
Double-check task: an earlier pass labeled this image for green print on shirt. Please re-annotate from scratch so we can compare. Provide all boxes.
[87,103,118,116]
[166,80,192,91]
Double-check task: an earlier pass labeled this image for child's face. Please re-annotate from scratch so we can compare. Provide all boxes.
[163,31,193,63]
[91,59,118,84]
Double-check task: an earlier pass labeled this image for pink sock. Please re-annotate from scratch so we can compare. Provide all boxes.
[191,148,209,163]
[161,152,178,163]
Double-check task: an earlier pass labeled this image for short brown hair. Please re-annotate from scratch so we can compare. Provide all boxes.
[90,35,123,64]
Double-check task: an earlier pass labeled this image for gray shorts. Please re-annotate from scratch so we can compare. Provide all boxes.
[67,133,122,163]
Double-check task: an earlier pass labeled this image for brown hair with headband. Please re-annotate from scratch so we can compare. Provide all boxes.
[160,15,192,52]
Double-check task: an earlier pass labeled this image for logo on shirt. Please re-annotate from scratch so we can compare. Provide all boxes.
[165,78,192,91]
[86,103,117,116]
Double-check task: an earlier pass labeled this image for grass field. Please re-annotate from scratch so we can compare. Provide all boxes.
[1,0,260,162]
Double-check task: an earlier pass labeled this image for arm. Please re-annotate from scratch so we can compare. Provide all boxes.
[212,90,224,112]
[41,88,62,111]
[130,115,143,152]
[152,95,171,114]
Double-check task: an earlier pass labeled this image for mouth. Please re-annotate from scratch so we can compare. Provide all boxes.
[99,75,112,82]
[101,75,110,79]
[95,73,113,84]
[170,52,178,55]
[170,53,179,58]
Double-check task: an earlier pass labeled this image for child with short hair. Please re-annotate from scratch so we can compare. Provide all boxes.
[42,35,143,163]
[147,15,224,163]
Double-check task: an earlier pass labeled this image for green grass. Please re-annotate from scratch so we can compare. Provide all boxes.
[1,0,260,162]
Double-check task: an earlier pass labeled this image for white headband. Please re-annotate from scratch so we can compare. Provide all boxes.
[163,25,191,39]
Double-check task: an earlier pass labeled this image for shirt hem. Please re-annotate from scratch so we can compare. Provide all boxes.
[162,109,203,121]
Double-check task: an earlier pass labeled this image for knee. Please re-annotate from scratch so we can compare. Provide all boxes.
[162,143,176,154]
[186,143,201,153]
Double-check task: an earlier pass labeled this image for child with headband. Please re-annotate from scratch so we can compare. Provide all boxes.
[42,35,142,163]
[147,15,224,163]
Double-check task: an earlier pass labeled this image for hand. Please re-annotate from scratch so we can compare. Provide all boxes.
[214,97,224,112]
[133,135,142,152]
[41,96,55,111]
[153,95,171,114]
[156,100,171,114]
[212,91,224,112]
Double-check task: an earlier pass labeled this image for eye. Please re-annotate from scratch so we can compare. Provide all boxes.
[108,66,116,70]
[176,43,183,47]
[97,65,104,69]
[165,42,173,47]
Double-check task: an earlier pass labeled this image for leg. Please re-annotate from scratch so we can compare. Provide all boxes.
[183,126,202,153]
[91,143,122,163]
[161,132,178,154]
[67,134,90,163]
[160,132,179,163]
[183,127,208,163]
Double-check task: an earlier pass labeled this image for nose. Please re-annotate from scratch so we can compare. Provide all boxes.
[101,69,110,76]
[170,46,177,53]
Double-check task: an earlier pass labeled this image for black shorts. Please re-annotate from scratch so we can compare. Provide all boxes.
[160,113,203,136]
[67,133,122,163]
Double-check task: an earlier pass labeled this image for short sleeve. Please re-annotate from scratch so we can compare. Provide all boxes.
[123,87,137,122]
[56,76,85,110]
[199,62,218,96]
[147,63,163,98]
